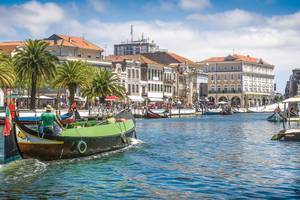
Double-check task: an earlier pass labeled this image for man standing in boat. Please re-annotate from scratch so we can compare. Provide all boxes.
[40,105,64,136]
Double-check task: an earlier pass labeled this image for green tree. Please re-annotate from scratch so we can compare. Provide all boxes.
[14,39,58,109]
[53,60,91,105]
[0,53,15,88]
[82,68,125,103]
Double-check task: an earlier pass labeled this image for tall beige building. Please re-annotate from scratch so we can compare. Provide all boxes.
[198,54,275,107]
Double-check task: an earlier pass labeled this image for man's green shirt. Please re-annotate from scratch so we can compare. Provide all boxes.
[41,112,56,127]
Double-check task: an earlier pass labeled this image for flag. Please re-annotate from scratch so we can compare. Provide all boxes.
[3,107,12,136]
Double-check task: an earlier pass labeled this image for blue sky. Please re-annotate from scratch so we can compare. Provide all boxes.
[1,0,300,92]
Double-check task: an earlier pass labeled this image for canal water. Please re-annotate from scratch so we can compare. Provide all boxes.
[1,113,300,199]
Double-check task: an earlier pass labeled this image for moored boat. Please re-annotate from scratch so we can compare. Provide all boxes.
[144,109,169,119]
[271,96,300,141]
[13,110,137,161]
[271,129,300,141]
[205,101,233,115]
[267,112,284,122]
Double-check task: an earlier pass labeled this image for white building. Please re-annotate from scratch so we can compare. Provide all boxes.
[198,54,275,107]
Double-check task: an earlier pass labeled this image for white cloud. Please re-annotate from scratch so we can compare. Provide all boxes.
[179,0,211,10]
[0,0,64,37]
[187,9,264,29]
[268,11,300,29]
[88,0,106,12]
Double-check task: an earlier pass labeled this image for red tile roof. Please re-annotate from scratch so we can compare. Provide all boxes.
[200,54,269,64]
[49,34,103,51]
[0,34,103,55]
[0,41,24,55]
[201,57,226,62]
[233,54,257,62]
[167,52,197,65]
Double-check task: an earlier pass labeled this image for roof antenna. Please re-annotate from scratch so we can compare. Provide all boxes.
[130,24,133,42]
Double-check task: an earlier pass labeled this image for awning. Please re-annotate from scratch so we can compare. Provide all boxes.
[128,96,144,102]
[148,97,164,102]
[19,95,54,100]
[283,96,300,103]
[105,95,119,101]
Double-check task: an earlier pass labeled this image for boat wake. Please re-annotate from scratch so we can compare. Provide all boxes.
[0,159,48,184]
[0,138,144,185]
[51,138,144,165]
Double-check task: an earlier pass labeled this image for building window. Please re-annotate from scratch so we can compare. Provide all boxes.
[132,69,135,79]
[136,70,139,79]
[211,75,214,81]
[217,86,221,92]
[231,86,235,92]
[128,69,131,78]
[128,84,131,94]
[238,74,241,80]
[148,69,150,80]
[136,85,139,93]
[132,84,135,93]
[231,74,234,80]
[231,66,234,71]
[238,86,241,92]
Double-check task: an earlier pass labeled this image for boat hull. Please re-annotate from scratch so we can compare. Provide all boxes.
[16,125,135,161]
[17,130,135,161]
[14,110,137,161]
[271,129,300,141]
[144,109,169,119]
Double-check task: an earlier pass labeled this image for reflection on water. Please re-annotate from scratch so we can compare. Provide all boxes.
[1,114,300,199]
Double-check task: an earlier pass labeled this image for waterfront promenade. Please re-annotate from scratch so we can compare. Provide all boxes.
[1,113,300,199]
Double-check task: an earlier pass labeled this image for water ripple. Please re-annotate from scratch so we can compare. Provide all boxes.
[1,114,300,199]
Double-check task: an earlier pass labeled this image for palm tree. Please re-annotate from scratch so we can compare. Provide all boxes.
[83,68,125,103]
[14,39,58,109]
[0,53,16,88]
[53,60,92,105]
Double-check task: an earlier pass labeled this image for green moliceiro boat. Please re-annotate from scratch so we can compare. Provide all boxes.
[14,110,137,161]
